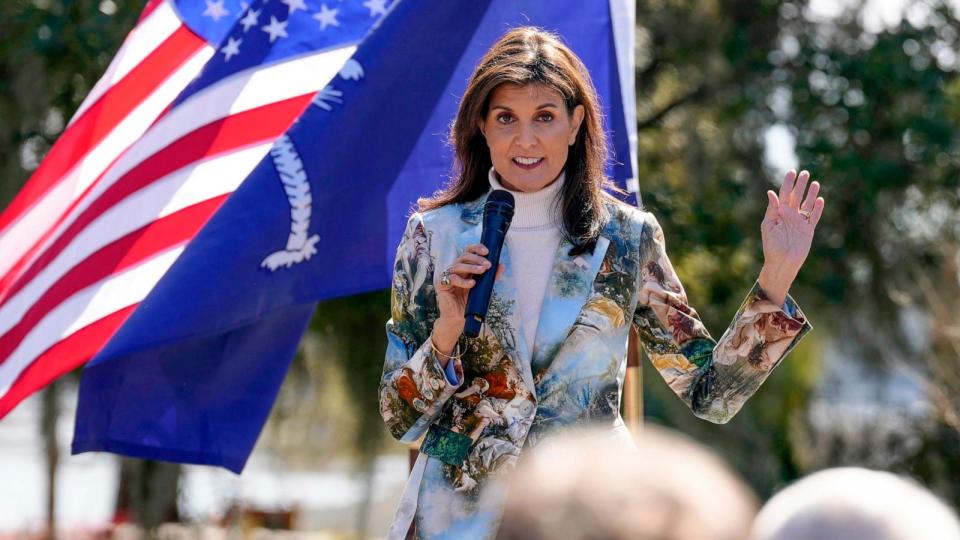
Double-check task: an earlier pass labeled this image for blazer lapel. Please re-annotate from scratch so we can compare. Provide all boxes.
[530,233,611,376]
[456,196,534,392]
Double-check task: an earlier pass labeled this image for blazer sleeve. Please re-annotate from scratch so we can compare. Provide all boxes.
[632,211,812,424]
[378,213,464,443]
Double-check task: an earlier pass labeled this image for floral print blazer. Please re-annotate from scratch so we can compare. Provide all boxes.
[379,192,812,539]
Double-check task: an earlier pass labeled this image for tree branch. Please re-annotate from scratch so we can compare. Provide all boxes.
[637,85,708,131]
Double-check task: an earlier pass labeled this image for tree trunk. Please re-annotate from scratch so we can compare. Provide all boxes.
[41,381,59,540]
[115,458,181,533]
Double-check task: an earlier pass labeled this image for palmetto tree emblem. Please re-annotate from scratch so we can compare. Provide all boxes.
[261,59,364,271]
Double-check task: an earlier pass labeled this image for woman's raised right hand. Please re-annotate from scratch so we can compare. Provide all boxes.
[432,243,503,356]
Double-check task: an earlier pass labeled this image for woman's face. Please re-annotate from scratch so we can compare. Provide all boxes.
[479,83,585,193]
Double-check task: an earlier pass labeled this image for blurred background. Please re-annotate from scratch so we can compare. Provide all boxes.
[1,0,958,537]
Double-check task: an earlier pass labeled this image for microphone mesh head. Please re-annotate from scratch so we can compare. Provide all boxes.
[485,190,515,218]
[487,189,515,206]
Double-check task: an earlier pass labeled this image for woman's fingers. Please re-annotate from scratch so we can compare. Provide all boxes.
[790,170,810,208]
[779,169,797,202]
[437,244,494,294]
[438,272,475,290]
[451,244,493,277]
[809,197,826,226]
[764,190,780,221]
[458,252,491,268]
[450,261,489,276]
[438,245,499,294]
[465,243,489,256]
[800,181,821,213]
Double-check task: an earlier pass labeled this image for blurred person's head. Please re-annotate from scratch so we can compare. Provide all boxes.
[750,467,960,540]
[496,424,758,540]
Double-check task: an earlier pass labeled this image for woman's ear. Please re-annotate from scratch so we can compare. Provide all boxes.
[478,118,486,139]
[569,104,585,145]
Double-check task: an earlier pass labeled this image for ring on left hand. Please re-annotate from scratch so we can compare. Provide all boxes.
[440,269,452,287]
[799,210,812,219]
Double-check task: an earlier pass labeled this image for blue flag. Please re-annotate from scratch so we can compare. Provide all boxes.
[74,0,636,472]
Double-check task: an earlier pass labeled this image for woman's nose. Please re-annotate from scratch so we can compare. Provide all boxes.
[514,122,537,148]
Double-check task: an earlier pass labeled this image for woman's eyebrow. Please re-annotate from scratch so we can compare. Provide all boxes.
[489,102,560,111]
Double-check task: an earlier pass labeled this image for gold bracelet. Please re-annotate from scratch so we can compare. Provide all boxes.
[429,333,461,361]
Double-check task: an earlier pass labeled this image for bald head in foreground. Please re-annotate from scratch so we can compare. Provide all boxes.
[750,467,960,540]
[496,425,758,540]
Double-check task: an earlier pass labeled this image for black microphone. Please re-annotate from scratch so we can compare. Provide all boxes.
[463,190,515,338]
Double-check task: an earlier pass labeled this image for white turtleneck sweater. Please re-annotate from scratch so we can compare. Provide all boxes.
[487,166,564,360]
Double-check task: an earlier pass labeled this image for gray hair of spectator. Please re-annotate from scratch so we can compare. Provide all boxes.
[749,467,960,540]
[496,424,758,540]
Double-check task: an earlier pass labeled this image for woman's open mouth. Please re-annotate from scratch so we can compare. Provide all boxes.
[512,157,543,170]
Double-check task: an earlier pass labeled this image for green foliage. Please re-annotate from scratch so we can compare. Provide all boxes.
[310,290,393,463]
[778,2,960,314]
[634,0,960,506]
[773,3,960,502]
[0,0,143,206]
[263,290,395,474]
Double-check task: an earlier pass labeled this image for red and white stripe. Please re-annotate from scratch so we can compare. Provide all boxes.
[0,0,357,418]
[0,1,210,292]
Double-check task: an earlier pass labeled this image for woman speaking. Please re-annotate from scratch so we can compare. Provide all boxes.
[378,27,824,539]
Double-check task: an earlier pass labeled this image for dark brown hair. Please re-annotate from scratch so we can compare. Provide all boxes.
[418,26,618,255]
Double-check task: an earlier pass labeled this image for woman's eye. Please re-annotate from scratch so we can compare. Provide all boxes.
[537,113,553,122]
[496,114,514,124]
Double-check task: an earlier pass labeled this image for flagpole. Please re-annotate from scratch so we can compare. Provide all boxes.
[625,327,643,434]
[609,0,643,435]
[407,441,421,540]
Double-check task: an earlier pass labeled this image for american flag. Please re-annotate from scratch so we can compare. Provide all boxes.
[0,0,387,417]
